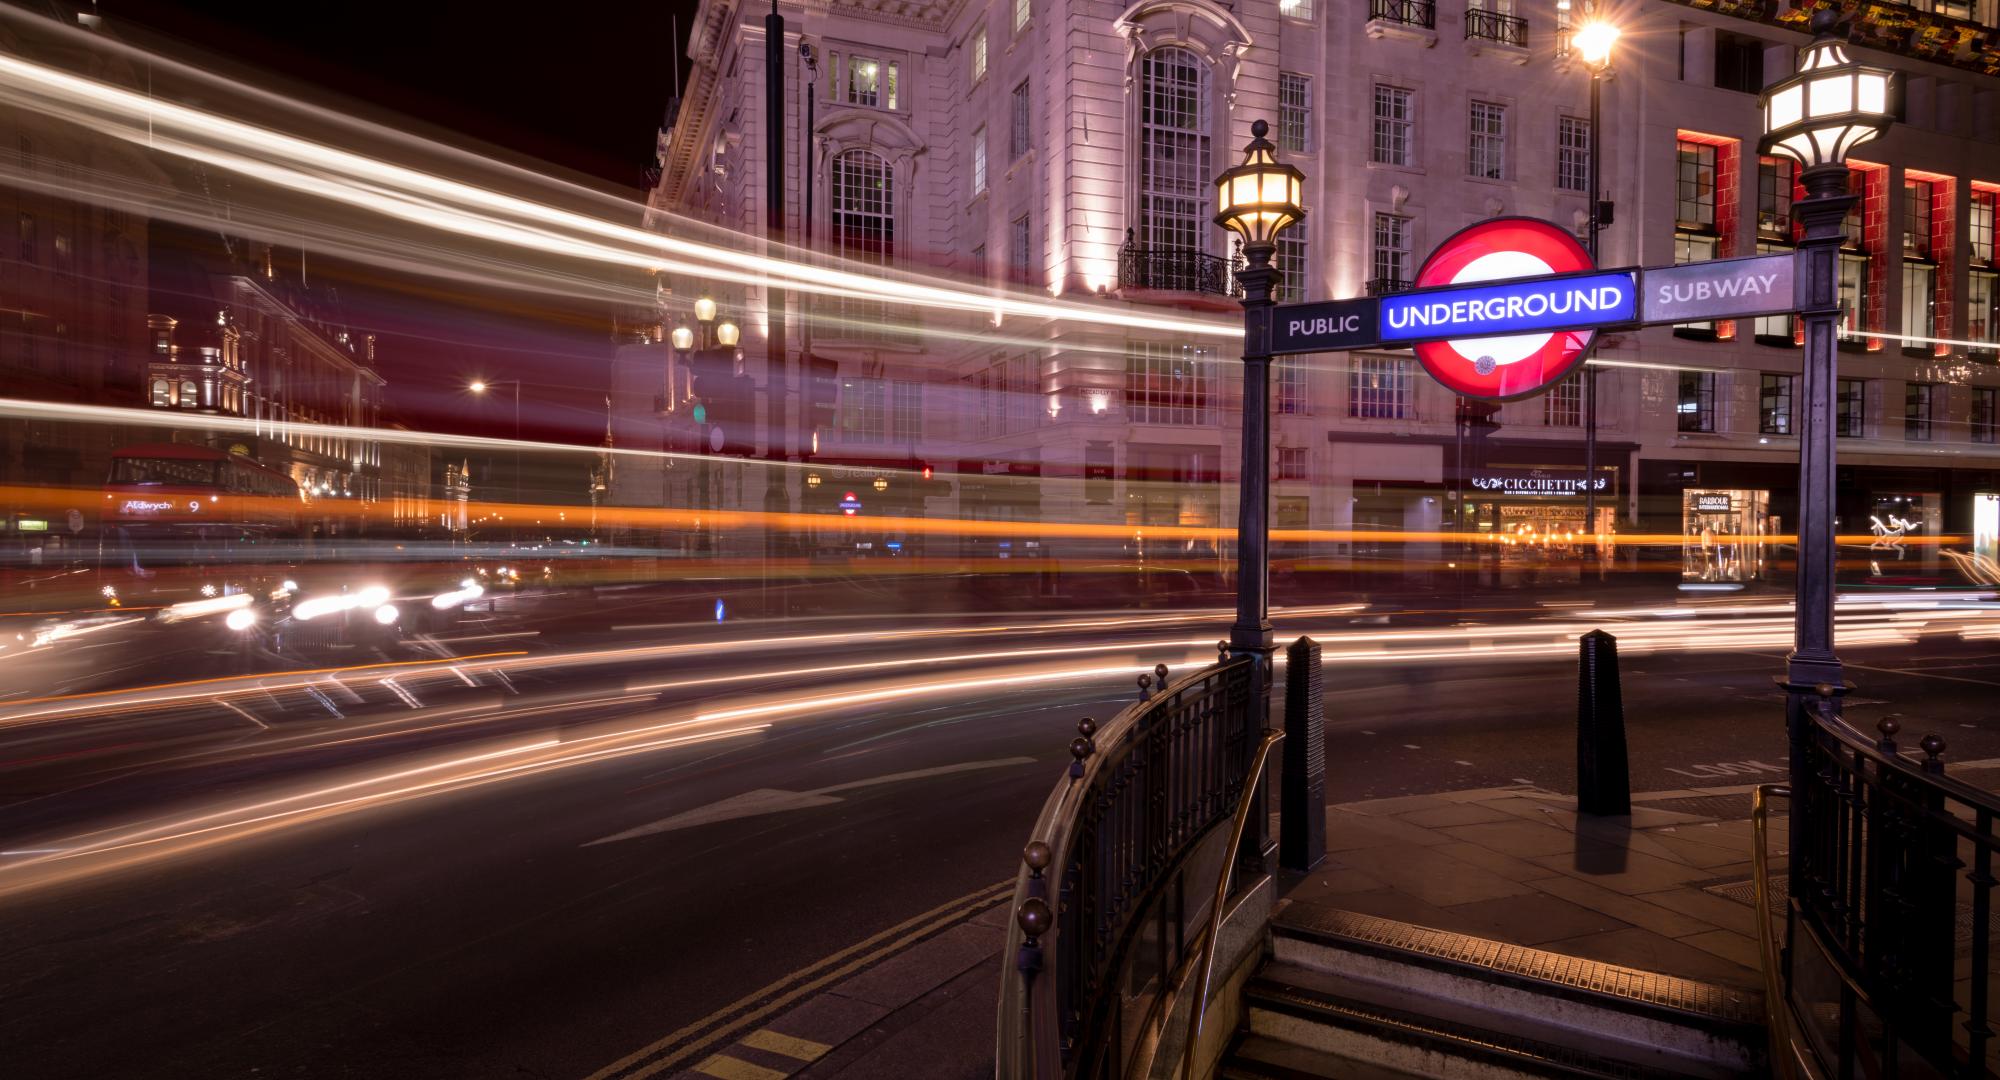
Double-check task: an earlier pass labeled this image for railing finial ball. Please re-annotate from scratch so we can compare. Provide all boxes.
[1016,896,1052,940]
[1877,715,1901,741]
[1154,663,1170,684]
[1022,840,1051,873]
[1070,735,1094,762]
[1137,672,1152,695]
[1814,682,1837,698]
[1922,733,1947,772]
[1076,716,1096,738]
[1217,640,1230,661]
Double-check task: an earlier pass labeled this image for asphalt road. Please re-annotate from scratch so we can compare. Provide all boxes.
[5,588,2000,1079]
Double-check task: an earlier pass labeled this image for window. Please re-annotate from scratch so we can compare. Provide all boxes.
[1138,48,1210,253]
[1974,388,1997,444]
[1275,231,1307,303]
[17,212,33,262]
[1467,101,1506,180]
[1371,85,1413,167]
[1014,0,1030,31]
[832,151,893,263]
[1277,447,1309,481]
[1713,31,1764,95]
[178,379,198,409]
[1758,157,1795,239]
[1010,81,1031,159]
[1557,116,1590,193]
[1906,382,1936,440]
[1838,252,1869,334]
[1544,372,1581,426]
[52,232,70,265]
[1674,232,1720,335]
[1755,242,1799,344]
[1969,271,1998,349]
[1837,378,1866,437]
[1280,0,1314,19]
[970,243,986,277]
[1372,212,1411,290]
[838,378,922,444]
[1011,214,1032,282]
[150,378,170,408]
[1903,262,1937,345]
[972,128,987,195]
[1904,179,1933,258]
[1972,189,1996,265]
[1760,374,1795,435]
[1276,359,1306,415]
[847,56,897,109]
[1677,371,1715,433]
[1676,140,1717,229]
[1349,357,1413,419]
[1125,341,1217,425]
[1278,73,1311,154]
[972,30,987,83]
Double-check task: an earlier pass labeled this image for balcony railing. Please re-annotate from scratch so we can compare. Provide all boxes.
[1365,276,1412,296]
[1118,234,1244,298]
[1465,8,1528,46]
[1368,0,1435,28]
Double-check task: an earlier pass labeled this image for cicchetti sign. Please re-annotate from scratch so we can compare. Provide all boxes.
[1405,217,1629,402]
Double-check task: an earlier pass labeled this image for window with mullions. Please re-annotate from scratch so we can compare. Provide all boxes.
[1838,252,1869,335]
[1755,242,1799,344]
[1557,117,1590,193]
[1014,0,1030,31]
[972,128,987,195]
[1275,231,1308,303]
[1758,157,1794,239]
[1278,73,1312,154]
[1468,101,1506,180]
[846,56,898,109]
[1277,447,1309,481]
[1974,387,1997,445]
[1837,378,1866,437]
[1970,271,1998,350]
[1349,357,1413,419]
[1011,214,1032,283]
[1674,231,1720,336]
[971,30,987,83]
[1280,0,1315,20]
[1372,85,1413,167]
[1544,372,1581,426]
[1903,262,1937,349]
[1010,81,1032,160]
[1760,373,1795,435]
[1906,382,1936,441]
[1125,342,1217,425]
[1276,358,1306,415]
[1972,190,1996,265]
[1372,212,1411,288]
[832,151,893,262]
[1138,48,1210,254]
[1677,371,1716,432]
[1905,179,1934,258]
[1676,140,1716,229]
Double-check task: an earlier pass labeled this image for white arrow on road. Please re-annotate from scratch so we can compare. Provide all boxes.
[583,756,1038,846]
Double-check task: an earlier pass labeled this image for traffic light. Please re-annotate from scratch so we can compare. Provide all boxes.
[689,348,755,456]
[917,462,953,501]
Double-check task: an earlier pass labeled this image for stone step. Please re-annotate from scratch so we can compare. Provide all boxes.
[1221,1033,1430,1080]
[1245,901,1765,1078]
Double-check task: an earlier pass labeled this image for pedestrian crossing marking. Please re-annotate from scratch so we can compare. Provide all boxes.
[741,1029,830,1062]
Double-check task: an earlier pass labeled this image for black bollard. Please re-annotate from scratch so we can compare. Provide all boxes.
[1281,636,1326,871]
[1576,629,1630,816]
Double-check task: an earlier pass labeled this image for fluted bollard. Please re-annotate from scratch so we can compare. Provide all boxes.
[1281,636,1326,871]
[1576,629,1629,816]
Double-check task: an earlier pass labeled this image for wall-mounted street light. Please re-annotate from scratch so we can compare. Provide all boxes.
[715,320,741,347]
[872,476,888,492]
[1760,10,1894,867]
[806,472,821,488]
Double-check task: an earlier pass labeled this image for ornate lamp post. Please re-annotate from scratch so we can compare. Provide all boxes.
[1575,18,1618,541]
[1213,119,1305,674]
[1758,9,1893,874]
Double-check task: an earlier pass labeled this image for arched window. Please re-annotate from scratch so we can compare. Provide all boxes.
[178,380,197,408]
[1138,48,1210,254]
[150,378,170,407]
[831,150,893,264]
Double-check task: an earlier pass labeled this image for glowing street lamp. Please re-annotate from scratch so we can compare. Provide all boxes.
[468,380,487,393]
[715,320,741,347]
[1761,11,1896,843]
[1574,16,1618,534]
[694,296,718,324]
[1213,119,1305,253]
[1574,20,1619,69]
[670,323,695,351]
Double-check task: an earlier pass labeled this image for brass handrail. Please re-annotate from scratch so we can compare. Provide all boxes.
[1179,727,1285,1080]
[1752,783,1802,1080]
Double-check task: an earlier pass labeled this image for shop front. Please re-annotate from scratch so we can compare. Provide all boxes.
[1459,466,1620,585]
[1681,489,1775,584]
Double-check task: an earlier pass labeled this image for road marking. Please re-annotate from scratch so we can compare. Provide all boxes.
[219,700,268,730]
[583,880,1010,1080]
[585,757,1036,845]
[692,1055,785,1080]
[740,1029,830,1061]
[1663,759,1786,779]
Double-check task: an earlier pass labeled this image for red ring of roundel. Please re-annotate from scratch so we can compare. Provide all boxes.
[1409,216,1600,402]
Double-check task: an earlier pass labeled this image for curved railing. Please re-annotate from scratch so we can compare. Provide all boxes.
[1776,685,2000,1077]
[995,652,1263,1080]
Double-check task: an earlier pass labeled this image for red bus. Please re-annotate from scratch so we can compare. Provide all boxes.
[103,444,303,570]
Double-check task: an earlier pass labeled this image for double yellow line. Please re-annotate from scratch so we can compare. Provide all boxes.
[584,879,1015,1080]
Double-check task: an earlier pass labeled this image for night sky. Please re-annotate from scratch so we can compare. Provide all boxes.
[97,0,698,448]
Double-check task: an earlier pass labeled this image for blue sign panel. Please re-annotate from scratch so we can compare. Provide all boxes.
[1378,271,1638,344]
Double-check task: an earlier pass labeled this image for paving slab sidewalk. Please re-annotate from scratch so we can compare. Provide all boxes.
[1283,781,1787,989]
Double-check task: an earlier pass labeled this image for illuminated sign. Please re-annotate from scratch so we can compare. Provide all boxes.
[839,492,862,516]
[1405,218,1625,402]
[1642,255,1795,323]
[121,499,175,515]
[1691,492,1734,513]
[1468,471,1612,497]
[1271,298,1378,355]
[15,519,47,532]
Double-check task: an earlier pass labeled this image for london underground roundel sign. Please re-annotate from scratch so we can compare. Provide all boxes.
[1409,217,1600,402]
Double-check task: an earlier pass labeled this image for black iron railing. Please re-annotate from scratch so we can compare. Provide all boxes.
[1369,0,1435,27]
[1465,8,1528,46]
[1779,686,2000,1077]
[1365,277,1412,296]
[1118,235,1244,298]
[998,654,1261,1079]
